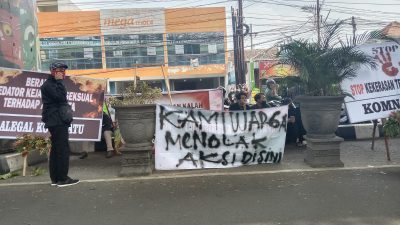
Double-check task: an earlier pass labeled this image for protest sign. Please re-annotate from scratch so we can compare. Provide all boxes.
[156,89,223,110]
[155,104,288,170]
[341,42,400,123]
[0,67,106,141]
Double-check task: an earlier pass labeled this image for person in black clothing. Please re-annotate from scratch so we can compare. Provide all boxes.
[229,91,250,111]
[41,62,79,187]
[218,86,230,110]
[102,111,115,158]
[251,93,271,109]
[282,98,306,146]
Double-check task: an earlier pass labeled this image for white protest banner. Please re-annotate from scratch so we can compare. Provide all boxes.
[155,105,288,170]
[341,41,400,123]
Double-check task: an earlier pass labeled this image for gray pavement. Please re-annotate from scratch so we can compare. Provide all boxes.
[0,138,399,185]
[1,138,400,225]
[1,165,400,225]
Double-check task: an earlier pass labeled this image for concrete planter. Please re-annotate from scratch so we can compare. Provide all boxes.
[0,150,48,175]
[114,104,156,176]
[296,95,345,167]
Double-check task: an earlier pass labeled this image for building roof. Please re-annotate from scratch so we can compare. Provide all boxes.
[228,47,279,62]
[381,21,400,38]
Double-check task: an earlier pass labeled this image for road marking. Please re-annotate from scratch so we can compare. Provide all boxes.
[1,164,400,187]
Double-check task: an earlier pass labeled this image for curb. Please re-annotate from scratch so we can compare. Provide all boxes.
[336,123,384,140]
[0,151,47,175]
[0,124,384,175]
[0,142,95,175]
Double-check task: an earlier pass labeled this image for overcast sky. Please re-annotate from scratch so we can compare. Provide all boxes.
[60,0,400,49]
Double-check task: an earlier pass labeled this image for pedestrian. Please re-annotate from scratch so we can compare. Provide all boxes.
[251,93,271,109]
[264,78,282,102]
[229,91,251,111]
[41,62,80,187]
[282,98,306,146]
[102,110,116,158]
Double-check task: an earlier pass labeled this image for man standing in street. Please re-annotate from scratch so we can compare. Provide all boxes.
[41,62,79,187]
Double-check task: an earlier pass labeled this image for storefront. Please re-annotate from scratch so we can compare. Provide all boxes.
[37,7,227,93]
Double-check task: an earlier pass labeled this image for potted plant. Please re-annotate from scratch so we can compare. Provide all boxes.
[278,20,378,167]
[13,134,51,176]
[383,111,400,138]
[109,82,162,176]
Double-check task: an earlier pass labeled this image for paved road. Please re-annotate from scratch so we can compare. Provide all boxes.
[1,167,400,225]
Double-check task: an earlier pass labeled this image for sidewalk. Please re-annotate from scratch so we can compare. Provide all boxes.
[1,138,399,185]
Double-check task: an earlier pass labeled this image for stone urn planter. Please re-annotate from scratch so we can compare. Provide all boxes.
[278,21,378,168]
[114,104,156,176]
[296,95,345,167]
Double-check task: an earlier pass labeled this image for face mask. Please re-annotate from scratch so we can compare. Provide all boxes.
[52,70,66,80]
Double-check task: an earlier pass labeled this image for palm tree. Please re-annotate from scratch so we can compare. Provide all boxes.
[277,20,389,167]
[278,20,378,96]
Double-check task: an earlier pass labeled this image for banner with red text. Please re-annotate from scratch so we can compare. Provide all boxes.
[0,67,106,140]
[155,105,288,170]
[341,42,400,123]
[156,89,223,111]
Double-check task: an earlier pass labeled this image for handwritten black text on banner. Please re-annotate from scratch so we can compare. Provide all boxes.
[155,105,288,170]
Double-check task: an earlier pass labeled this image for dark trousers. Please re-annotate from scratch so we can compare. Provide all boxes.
[295,108,306,142]
[286,107,306,144]
[48,126,70,182]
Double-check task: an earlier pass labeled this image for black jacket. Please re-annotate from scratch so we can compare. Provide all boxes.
[251,102,271,109]
[41,76,70,128]
[229,103,251,111]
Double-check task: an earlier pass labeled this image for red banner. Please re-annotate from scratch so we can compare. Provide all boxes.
[0,67,106,141]
[156,89,223,111]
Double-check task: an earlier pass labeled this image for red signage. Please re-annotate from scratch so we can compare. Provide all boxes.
[157,89,223,111]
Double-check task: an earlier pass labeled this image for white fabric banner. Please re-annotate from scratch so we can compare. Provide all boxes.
[208,44,217,54]
[341,42,400,123]
[175,45,184,54]
[83,48,94,59]
[155,105,288,170]
[147,46,156,56]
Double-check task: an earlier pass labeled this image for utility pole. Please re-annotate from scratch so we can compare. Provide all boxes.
[316,0,321,46]
[231,7,241,85]
[250,24,253,50]
[351,16,357,45]
[231,0,248,85]
[237,0,246,85]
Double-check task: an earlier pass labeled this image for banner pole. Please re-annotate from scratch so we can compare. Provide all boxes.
[161,65,173,105]
[381,118,391,161]
[371,119,378,150]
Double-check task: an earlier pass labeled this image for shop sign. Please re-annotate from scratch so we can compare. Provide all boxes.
[100,8,165,35]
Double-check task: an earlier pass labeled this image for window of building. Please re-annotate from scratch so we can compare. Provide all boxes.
[104,34,164,68]
[40,36,102,71]
[167,32,225,66]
